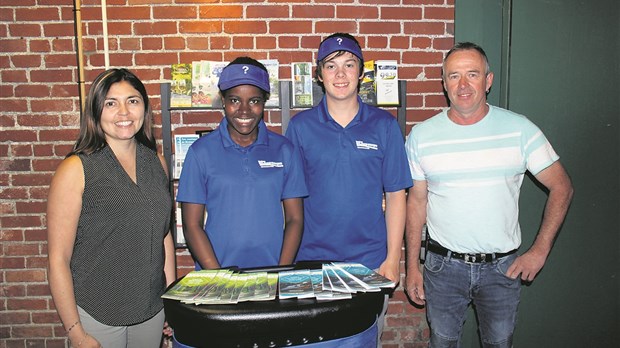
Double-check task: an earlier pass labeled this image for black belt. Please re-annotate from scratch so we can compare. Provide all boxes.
[427,241,517,263]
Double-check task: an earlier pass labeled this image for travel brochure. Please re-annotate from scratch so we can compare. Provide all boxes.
[162,263,394,305]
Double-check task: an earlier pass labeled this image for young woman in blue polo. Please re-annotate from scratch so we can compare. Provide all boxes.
[176,57,308,270]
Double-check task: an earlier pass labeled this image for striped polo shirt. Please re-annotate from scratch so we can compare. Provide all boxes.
[405,105,559,253]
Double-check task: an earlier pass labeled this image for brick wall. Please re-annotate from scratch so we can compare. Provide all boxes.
[0,0,453,346]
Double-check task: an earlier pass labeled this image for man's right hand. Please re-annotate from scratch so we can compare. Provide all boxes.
[405,267,425,306]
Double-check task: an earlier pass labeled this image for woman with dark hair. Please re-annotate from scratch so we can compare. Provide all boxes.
[47,68,175,347]
[177,57,307,270]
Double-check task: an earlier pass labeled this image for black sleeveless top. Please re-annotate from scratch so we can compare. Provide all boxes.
[71,143,172,326]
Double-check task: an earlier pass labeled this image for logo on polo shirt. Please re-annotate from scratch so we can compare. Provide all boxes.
[356,140,378,150]
[258,160,284,168]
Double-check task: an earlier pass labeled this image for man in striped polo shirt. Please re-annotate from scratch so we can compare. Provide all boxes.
[404,42,573,347]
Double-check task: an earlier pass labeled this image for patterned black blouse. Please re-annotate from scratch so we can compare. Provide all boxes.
[71,143,172,326]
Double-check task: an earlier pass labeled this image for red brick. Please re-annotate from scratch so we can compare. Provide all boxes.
[424,6,454,20]
[8,23,42,37]
[0,99,28,113]
[30,69,73,83]
[360,21,401,34]
[0,257,26,269]
[292,5,334,18]
[134,21,178,36]
[31,99,74,113]
[31,311,60,324]
[51,38,75,52]
[30,39,52,53]
[26,283,51,297]
[135,52,178,66]
[180,21,222,34]
[2,215,44,229]
[15,85,51,98]
[142,37,163,50]
[120,38,140,50]
[107,6,150,20]
[210,36,231,50]
[256,36,277,50]
[224,21,267,34]
[33,144,55,157]
[38,128,78,143]
[186,37,211,50]
[367,36,388,49]
[153,6,197,19]
[233,36,253,49]
[247,5,289,18]
[336,5,378,19]
[11,54,42,68]
[43,23,75,38]
[0,188,29,201]
[200,5,243,18]
[278,36,299,49]
[0,311,30,325]
[128,0,171,3]
[164,37,187,50]
[269,21,312,34]
[382,6,423,20]
[0,39,28,53]
[268,51,313,65]
[24,229,47,243]
[5,269,46,283]
[315,20,357,34]
[11,325,53,338]
[15,201,47,215]
[301,36,321,50]
[405,21,447,35]
[402,51,444,65]
[16,7,60,21]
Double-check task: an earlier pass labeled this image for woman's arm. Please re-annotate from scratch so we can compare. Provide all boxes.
[279,198,304,265]
[47,156,99,347]
[158,154,177,285]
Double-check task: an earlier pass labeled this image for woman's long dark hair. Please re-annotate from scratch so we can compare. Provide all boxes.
[68,68,155,157]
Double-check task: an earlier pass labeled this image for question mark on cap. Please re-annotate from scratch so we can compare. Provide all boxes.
[242,66,249,74]
[337,38,343,45]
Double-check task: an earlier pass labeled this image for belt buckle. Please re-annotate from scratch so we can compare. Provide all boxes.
[464,253,485,263]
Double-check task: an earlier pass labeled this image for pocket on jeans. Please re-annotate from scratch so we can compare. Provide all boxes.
[495,253,518,280]
[424,251,445,273]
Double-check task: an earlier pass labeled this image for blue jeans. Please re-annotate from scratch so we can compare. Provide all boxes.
[424,251,520,348]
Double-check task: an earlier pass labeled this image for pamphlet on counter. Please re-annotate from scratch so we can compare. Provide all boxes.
[162,262,394,305]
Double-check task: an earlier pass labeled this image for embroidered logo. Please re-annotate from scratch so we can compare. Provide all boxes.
[356,140,378,150]
[258,160,283,168]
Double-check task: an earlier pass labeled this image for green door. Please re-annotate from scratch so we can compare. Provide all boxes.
[455,0,619,346]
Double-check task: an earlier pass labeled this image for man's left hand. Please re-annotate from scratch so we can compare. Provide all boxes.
[506,249,548,282]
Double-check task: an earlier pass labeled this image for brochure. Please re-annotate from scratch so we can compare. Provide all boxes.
[375,60,399,106]
[173,134,199,179]
[278,269,314,299]
[291,62,314,107]
[331,262,395,289]
[359,60,376,105]
[259,59,280,107]
[170,63,192,108]
[161,270,219,301]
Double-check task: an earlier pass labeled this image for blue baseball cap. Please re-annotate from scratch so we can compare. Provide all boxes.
[317,35,363,63]
[218,63,270,93]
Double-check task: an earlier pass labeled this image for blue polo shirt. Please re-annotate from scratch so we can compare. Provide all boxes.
[176,118,308,269]
[285,96,412,269]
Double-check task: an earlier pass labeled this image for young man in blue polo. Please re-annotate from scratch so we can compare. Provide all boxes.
[177,57,308,270]
[285,33,412,339]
